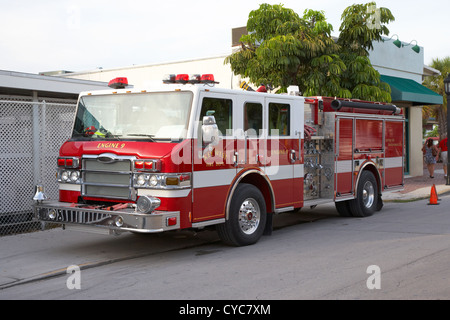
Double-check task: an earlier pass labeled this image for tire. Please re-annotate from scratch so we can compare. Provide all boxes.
[335,200,353,217]
[376,195,383,211]
[217,183,267,246]
[349,170,378,217]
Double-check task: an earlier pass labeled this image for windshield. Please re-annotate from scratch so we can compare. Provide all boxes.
[72,91,193,141]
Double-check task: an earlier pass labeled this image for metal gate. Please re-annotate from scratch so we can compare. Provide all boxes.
[0,96,76,236]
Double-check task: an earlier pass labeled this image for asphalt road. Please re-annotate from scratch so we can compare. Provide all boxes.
[1,194,450,301]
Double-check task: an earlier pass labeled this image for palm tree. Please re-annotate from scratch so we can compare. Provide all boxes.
[423,57,450,138]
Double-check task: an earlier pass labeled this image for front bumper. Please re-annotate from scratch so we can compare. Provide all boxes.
[33,201,180,234]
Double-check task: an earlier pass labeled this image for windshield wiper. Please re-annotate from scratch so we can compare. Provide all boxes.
[104,132,122,140]
[125,134,156,142]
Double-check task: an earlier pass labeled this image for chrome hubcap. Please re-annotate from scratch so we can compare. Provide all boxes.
[239,198,260,235]
[362,181,375,208]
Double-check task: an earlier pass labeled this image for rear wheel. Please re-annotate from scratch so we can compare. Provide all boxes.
[217,183,267,246]
[349,170,378,217]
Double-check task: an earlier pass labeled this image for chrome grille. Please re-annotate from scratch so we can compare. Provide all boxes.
[38,207,112,224]
[81,154,136,200]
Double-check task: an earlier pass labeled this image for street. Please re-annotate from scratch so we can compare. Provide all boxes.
[1,194,450,301]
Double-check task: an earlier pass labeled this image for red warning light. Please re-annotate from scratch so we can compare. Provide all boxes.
[108,77,128,89]
[175,74,189,84]
[200,74,216,83]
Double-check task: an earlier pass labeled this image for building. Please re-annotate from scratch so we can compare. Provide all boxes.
[0,70,108,235]
[369,38,443,176]
[59,29,443,178]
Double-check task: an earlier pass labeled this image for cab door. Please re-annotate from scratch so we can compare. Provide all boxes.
[263,97,299,211]
[235,95,266,174]
[192,92,236,223]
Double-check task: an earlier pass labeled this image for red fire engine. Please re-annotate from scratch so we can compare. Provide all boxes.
[33,74,404,246]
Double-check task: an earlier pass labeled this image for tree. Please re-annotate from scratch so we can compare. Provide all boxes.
[337,2,394,102]
[423,57,450,138]
[225,2,394,102]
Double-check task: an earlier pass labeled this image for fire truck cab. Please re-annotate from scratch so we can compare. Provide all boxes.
[33,74,404,246]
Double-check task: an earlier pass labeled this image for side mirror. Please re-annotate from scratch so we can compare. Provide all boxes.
[202,115,219,146]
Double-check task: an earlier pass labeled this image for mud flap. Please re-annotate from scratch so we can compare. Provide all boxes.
[376,194,383,211]
[263,212,273,236]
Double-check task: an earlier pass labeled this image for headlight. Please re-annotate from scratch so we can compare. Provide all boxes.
[48,209,57,220]
[70,171,80,182]
[61,171,70,181]
[149,175,159,187]
[58,169,81,184]
[133,173,191,189]
[136,174,147,186]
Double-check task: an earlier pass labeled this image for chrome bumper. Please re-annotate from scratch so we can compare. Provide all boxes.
[33,201,180,234]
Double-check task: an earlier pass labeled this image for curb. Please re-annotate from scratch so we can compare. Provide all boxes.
[383,185,450,202]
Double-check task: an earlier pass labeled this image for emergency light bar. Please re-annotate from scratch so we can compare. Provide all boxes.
[163,74,218,84]
[175,74,189,84]
[108,77,129,89]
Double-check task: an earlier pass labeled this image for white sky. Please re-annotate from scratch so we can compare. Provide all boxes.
[1,0,449,74]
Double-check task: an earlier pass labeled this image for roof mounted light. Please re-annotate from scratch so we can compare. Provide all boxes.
[108,77,129,89]
[163,74,176,84]
[162,74,218,85]
[175,74,189,84]
[200,74,217,84]
[189,74,201,84]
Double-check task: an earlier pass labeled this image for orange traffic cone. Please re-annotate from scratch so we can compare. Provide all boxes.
[428,184,439,205]
[433,184,441,201]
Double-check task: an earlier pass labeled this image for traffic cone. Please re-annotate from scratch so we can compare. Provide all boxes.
[432,184,441,201]
[428,184,439,205]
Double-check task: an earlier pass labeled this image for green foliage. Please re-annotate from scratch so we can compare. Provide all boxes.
[338,2,394,55]
[225,2,394,102]
[423,57,450,101]
[422,57,450,137]
[424,125,439,139]
[338,2,394,102]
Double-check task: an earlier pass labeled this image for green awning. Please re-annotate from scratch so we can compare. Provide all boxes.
[380,75,443,106]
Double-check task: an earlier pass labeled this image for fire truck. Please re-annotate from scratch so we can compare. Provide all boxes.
[33,74,404,246]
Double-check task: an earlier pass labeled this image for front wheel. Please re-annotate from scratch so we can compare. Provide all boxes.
[349,170,379,217]
[217,183,267,246]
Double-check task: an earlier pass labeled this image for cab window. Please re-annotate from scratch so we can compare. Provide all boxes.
[200,97,233,136]
[269,103,290,136]
[244,102,263,137]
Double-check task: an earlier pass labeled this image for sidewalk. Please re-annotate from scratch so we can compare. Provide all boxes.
[383,164,450,201]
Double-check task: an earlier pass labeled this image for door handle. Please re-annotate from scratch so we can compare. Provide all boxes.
[290,150,296,163]
[234,151,239,167]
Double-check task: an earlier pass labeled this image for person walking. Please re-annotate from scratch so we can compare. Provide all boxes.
[439,135,448,179]
[422,138,439,178]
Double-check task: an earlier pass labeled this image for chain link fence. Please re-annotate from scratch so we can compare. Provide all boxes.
[0,96,76,236]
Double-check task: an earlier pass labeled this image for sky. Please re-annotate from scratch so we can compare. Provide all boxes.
[0,0,449,74]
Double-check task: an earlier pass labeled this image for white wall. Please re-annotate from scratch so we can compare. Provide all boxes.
[370,38,424,82]
[63,55,238,89]
[370,38,426,177]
